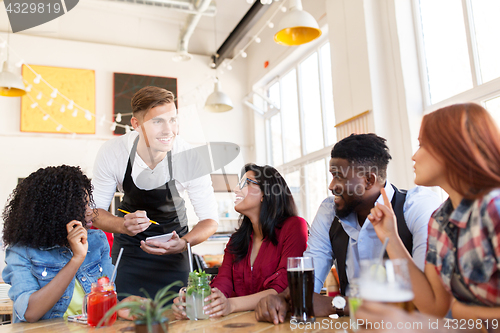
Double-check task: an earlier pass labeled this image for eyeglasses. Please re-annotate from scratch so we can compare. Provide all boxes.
[238,177,260,190]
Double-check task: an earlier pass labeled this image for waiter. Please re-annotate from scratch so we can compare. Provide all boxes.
[92,86,218,298]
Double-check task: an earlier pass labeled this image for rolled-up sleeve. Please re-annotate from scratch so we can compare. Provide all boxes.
[303,197,336,293]
[265,216,308,293]
[2,247,39,322]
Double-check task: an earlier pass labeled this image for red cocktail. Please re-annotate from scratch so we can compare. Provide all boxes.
[84,282,117,327]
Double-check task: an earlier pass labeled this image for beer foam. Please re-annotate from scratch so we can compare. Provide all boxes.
[360,285,414,302]
[287,268,314,272]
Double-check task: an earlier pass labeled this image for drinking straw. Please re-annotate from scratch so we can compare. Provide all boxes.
[187,242,194,272]
[111,248,124,283]
[117,209,159,225]
[378,237,389,263]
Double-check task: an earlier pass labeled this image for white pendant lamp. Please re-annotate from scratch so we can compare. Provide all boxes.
[274,0,321,46]
[205,78,233,113]
[0,61,26,97]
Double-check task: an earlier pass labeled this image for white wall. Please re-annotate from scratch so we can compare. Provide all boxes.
[0,31,253,265]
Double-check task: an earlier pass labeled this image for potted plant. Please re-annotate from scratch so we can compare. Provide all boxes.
[98,281,182,333]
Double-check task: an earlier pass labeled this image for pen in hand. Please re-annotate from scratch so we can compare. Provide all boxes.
[117,209,159,225]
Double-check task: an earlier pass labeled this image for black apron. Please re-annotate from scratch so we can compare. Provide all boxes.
[111,138,190,299]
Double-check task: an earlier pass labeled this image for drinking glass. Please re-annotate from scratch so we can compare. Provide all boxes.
[82,282,117,327]
[346,280,361,332]
[359,259,414,312]
[287,257,315,323]
[179,274,211,320]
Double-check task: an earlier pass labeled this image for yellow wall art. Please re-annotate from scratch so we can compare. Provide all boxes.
[20,65,96,134]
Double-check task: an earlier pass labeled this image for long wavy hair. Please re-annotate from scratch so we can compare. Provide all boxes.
[228,164,298,262]
[419,103,500,199]
[2,165,95,248]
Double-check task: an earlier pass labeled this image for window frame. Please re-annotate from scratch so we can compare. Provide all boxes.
[261,36,335,221]
[412,0,500,113]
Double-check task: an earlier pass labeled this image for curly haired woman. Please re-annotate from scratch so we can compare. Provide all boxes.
[2,165,114,323]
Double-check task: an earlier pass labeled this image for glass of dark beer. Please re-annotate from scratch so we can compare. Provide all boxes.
[287,257,315,323]
[359,259,414,312]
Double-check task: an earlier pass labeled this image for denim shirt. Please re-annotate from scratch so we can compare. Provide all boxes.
[2,229,114,323]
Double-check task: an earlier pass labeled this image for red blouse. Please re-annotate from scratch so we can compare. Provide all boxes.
[210,216,308,298]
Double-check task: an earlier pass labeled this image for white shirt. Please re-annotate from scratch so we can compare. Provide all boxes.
[92,131,218,223]
[303,181,442,293]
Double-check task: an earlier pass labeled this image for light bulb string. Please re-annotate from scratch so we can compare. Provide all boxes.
[224,0,288,69]
[0,34,218,133]
[25,93,73,132]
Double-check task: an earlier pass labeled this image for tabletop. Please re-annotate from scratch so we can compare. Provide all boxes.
[0,311,353,333]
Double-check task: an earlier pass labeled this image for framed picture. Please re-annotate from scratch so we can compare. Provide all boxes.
[21,64,96,134]
[113,73,177,135]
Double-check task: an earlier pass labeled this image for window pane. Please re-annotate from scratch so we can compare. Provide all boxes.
[305,160,327,223]
[281,69,301,162]
[268,81,281,109]
[470,0,500,83]
[299,53,324,154]
[320,43,336,146]
[269,114,283,166]
[485,95,500,127]
[419,0,473,103]
[284,169,303,218]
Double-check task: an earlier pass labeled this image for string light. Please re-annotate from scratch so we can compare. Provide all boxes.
[99,115,105,126]
[125,125,131,133]
[43,114,50,121]
[0,35,218,135]
[85,110,92,121]
[221,0,288,71]
[116,113,122,122]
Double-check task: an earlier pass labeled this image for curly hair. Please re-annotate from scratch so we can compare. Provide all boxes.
[2,165,95,248]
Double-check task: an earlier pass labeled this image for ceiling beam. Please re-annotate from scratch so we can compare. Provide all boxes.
[211,1,271,68]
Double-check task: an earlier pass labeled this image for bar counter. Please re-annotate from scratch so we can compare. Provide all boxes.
[0,311,352,333]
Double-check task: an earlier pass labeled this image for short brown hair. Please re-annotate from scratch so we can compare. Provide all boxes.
[420,103,500,199]
[131,86,175,118]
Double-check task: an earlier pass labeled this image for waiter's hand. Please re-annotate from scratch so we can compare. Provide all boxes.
[122,210,151,236]
[140,231,185,255]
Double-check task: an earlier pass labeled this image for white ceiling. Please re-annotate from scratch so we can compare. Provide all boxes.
[0,0,256,56]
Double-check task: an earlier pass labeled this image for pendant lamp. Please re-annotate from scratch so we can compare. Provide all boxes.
[205,78,233,113]
[274,0,321,46]
[0,61,26,97]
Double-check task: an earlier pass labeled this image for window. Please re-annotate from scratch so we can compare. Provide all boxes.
[416,0,500,127]
[263,41,335,221]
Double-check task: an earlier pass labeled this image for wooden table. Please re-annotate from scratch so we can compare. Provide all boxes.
[0,311,352,333]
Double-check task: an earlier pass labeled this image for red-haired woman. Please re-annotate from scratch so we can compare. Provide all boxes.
[368,103,500,320]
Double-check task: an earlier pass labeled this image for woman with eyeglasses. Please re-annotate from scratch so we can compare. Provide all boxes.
[173,163,308,318]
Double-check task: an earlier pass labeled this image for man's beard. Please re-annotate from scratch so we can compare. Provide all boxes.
[335,196,363,219]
